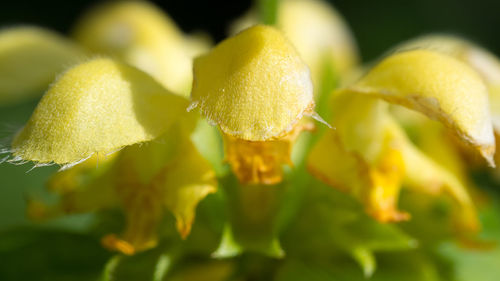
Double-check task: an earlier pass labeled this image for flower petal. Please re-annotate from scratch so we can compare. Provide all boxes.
[346,50,495,165]
[12,58,188,165]
[308,127,409,222]
[231,0,358,87]
[160,141,217,238]
[398,34,500,133]
[0,27,84,104]
[191,25,314,141]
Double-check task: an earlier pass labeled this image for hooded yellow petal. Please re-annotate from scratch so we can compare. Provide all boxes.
[12,58,188,165]
[0,27,84,104]
[346,50,495,164]
[191,25,314,141]
[398,35,500,133]
[231,0,358,83]
[73,1,206,96]
[395,34,500,85]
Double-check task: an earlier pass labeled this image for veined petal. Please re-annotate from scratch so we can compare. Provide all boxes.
[73,1,206,96]
[346,50,495,165]
[12,58,188,165]
[0,27,84,104]
[191,25,314,141]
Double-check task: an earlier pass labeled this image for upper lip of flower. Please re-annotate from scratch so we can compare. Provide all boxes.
[190,25,317,142]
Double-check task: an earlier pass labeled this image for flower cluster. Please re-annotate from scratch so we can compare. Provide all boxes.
[1,0,500,279]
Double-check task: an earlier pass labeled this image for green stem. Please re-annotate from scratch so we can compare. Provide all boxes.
[257,0,279,25]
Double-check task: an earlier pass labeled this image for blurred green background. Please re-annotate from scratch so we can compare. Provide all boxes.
[1,0,499,60]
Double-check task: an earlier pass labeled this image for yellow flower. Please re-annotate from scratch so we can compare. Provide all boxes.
[231,0,358,97]
[11,58,187,165]
[309,49,494,230]
[349,50,495,164]
[395,35,500,168]
[19,58,217,254]
[190,25,319,184]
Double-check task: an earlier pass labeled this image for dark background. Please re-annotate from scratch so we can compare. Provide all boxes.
[1,0,500,63]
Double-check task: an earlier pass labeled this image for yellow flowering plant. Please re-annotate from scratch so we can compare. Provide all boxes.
[0,0,500,280]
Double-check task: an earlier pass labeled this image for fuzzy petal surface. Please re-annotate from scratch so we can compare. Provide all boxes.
[347,50,495,164]
[191,25,313,141]
[12,58,187,165]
